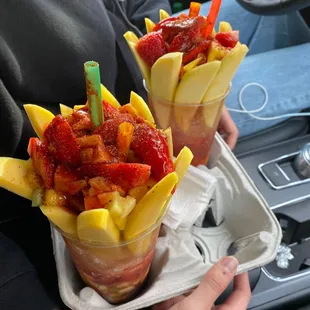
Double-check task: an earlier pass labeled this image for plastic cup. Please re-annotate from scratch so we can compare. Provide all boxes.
[147,86,231,166]
[52,205,168,305]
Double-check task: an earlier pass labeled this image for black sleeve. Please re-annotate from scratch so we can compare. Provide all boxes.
[126,0,172,32]
[0,79,23,157]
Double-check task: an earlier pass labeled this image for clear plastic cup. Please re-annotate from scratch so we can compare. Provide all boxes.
[147,87,231,166]
[52,205,168,305]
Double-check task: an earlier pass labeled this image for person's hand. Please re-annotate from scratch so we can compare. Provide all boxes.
[153,256,251,310]
[217,107,239,150]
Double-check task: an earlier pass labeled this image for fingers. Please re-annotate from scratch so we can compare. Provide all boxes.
[217,272,251,310]
[177,256,238,310]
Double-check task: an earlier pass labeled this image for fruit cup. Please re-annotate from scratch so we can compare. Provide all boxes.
[147,85,230,166]
[52,205,165,305]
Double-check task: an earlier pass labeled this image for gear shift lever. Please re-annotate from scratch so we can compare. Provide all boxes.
[294,143,310,179]
[235,0,310,16]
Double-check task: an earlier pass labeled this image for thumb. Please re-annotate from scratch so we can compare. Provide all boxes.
[178,256,238,310]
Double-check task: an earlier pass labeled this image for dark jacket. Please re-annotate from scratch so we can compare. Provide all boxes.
[0,0,171,158]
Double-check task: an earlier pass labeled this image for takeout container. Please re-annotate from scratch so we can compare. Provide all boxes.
[51,134,282,310]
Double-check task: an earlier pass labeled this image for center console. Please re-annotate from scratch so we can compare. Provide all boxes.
[235,135,310,309]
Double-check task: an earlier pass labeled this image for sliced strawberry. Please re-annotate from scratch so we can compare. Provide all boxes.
[153,16,178,31]
[78,163,151,190]
[136,32,167,67]
[28,138,55,188]
[94,115,134,145]
[71,110,93,131]
[54,166,86,195]
[102,100,120,120]
[182,38,211,64]
[44,115,81,166]
[131,123,174,181]
[215,31,239,48]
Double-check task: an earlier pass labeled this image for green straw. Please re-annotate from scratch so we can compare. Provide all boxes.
[84,61,104,126]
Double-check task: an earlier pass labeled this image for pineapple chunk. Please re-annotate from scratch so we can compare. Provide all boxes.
[128,186,148,203]
[100,84,121,109]
[159,9,170,21]
[59,104,73,117]
[124,172,178,241]
[0,157,34,200]
[130,91,155,124]
[145,18,155,33]
[77,209,120,243]
[40,205,77,237]
[219,21,233,33]
[24,104,55,140]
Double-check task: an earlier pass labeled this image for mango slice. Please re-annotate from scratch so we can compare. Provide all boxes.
[219,21,232,32]
[145,18,155,33]
[100,84,121,109]
[124,31,151,88]
[164,127,173,161]
[183,57,202,73]
[24,104,55,140]
[174,147,193,186]
[130,91,155,124]
[203,44,249,102]
[74,105,85,110]
[0,158,34,200]
[124,172,178,241]
[159,9,170,21]
[40,205,77,237]
[174,61,221,132]
[77,209,120,243]
[59,104,73,117]
[207,41,227,62]
[151,52,183,102]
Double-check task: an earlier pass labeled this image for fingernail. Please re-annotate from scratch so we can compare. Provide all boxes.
[220,256,238,273]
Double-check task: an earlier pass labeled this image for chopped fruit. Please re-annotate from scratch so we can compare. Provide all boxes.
[98,191,119,206]
[73,105,86,110]
[76,135,101,148]
[54,166,86,195]
[189,2,201,17]
[159,9,170,21]
[129,92,155,124]
[163,128,173,161]
[122,196,136,217]
[219,21,232,33]
[119,104,139,118]
[136,32,167,67]
[40,205,78,237]
[215,31,239,48]
[31,188,44,207]
[78,163,151,190]
[124,172,178,240]
[153,16,178,32]
[207,40,227,62]
[100,84,121,109]
[60,104,73,117]
[131,123,174,181]
[66,193,85,213]
[0,158,35,200]
[28,138,55,188]
[145,17,155,33]
[89,177,126,196]
[44,189,66,206]
[127,150,143,163]
[44,115,81,166]
[174,146,193,186]
[24,104,55,140]
[77,209,120,243]
[117,122,135,159]
[92,144,114,163]
[182,38,211,65]
[80,148,94,164]
[71,110,93,131]
[94,115,134,145]
[85,195,102,211]
[102,100,120,120]
[128,186,148,203]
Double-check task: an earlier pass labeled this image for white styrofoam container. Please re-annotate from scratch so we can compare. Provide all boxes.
[51,134,282,310]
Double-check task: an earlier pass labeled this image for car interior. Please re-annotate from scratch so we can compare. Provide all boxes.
[169,1,310,309]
